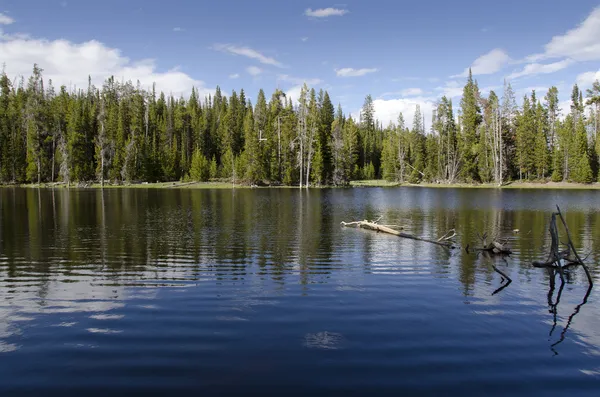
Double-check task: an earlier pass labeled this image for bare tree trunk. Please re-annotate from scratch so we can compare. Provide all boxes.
[306,130,314,189]
[278,116,281,181]
[101,152,105,187]
[299,139,303,189]
[52,135,55,183]
[499,107,503,185]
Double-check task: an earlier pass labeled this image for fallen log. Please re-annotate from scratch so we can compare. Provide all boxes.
[341,218,456,248]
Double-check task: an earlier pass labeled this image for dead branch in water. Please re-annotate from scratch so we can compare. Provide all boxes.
[479,251,512,295]
[532,206,593,287]
[341,218,456,248]
[466,232,512,255]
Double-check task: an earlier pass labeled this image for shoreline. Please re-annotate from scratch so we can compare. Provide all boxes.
[3,180,600,190]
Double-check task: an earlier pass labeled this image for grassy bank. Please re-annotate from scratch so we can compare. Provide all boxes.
[353,180,600,190]
[4,180,600,190]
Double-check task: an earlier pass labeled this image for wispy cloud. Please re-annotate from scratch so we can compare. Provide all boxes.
[213,44,284,67]
[435,81,463,98]
[246,66,262,76]
[305,8,348,18]
[401,88,424,96]
[60,1,68,7]
[335,67,378,77]
[507,59,574,79]
[229,73,240,79]
[381,88,426,97]
[526,7,600,62]
[301,37,309,42]
[451,48,511,78]
[173,27,184,32]
[277,74,322,86]
[0,12,15,25]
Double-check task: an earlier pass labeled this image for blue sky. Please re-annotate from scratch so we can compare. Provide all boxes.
[1,0,599,126]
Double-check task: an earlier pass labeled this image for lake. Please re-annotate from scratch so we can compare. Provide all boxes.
[1,187,599,396]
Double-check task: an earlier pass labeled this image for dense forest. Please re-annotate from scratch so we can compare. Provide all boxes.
[0,64,599,186]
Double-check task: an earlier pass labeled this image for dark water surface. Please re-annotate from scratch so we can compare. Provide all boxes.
[1,187,600,396]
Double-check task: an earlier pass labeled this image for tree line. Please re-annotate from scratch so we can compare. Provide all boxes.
[1,65,599,186]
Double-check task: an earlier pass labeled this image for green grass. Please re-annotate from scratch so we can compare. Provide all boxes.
[5,179,600,190]
[350,180,401,187]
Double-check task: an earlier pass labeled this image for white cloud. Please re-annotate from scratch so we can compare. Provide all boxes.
[246,66,262,76]
[0,13,14,25]
[351,97,435,130]
[213,43,284,67]
[229,73,240,79]
[304,8,348,18]
[435,81,463,98]
[379,88,425,98]
[285,85,303,104]
[577,69,600,87]
[480,85,502,96]
[527,7,600,62]
[507,59,574,79]
[558,100,571,121]
[401,87,423,96]
[0,35,212,99]
[285,79,324,104]
[452,48,510,78]
[335,67,378,77]
[173,27,184,32]
[301,37,308,42]
[277,74,322,86]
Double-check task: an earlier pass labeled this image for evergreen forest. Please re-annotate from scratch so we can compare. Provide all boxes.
[1,65,599,186]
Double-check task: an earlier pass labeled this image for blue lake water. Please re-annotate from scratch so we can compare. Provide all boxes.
[1,187,599,396]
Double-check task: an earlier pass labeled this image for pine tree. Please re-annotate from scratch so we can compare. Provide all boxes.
[408,105,426,183]
[360,94,375,169]
[190,148,209,181]
[571,116,593,183]
[515,93,536,179]
[545,87,560,177]
[319,91,335,183]
[533,99,550,179]
[460,69,482,182]
[0,72,12,182]
[25,64,47,184]
[585,80,600,180]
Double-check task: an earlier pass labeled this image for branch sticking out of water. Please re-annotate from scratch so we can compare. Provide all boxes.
[467,232,512,255]
[532,206,593,287]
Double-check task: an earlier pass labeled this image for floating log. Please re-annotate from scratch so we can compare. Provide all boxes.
[341,218,456,248]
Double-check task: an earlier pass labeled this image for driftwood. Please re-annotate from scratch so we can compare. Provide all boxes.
[466,232,512,255]
[532,206,593,287]
[341,217,456,248]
